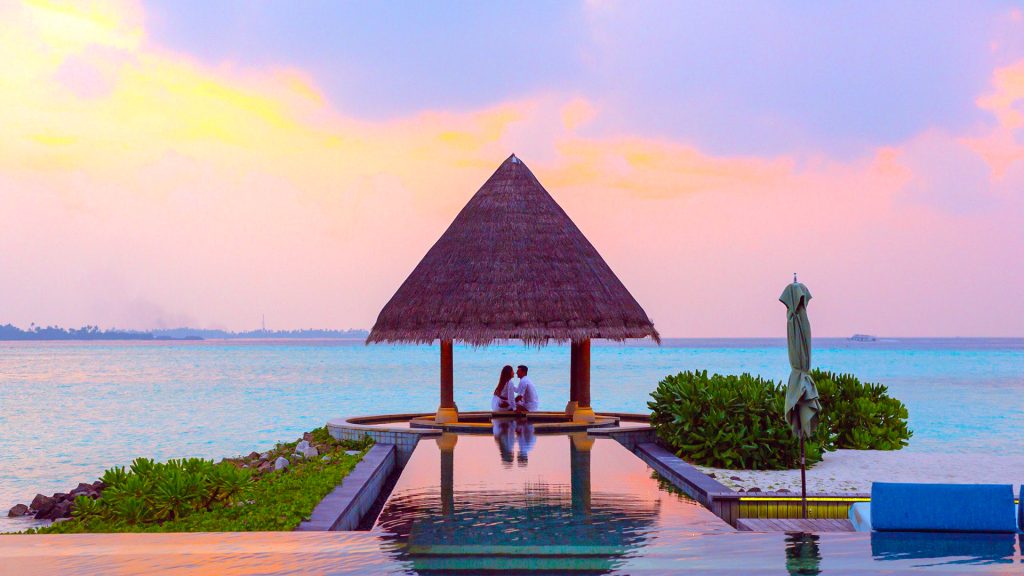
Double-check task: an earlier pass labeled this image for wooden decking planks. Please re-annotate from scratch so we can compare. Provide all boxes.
[736,518,855,532]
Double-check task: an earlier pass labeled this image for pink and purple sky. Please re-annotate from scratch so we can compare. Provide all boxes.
[1,1,1022,337]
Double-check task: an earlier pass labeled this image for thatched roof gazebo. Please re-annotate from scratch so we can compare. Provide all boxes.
[368,154,658,423]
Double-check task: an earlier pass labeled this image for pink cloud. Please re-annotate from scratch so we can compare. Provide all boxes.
[0,1,1020,336]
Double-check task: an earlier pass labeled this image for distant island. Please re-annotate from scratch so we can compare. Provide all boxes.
[0,324,368,341]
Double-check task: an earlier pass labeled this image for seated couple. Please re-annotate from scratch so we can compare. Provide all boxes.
[491,364,539,413]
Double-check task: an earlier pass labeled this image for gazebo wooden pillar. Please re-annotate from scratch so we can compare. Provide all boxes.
[572,338,595,423]
[436,340,458,423]
[565,341,580,415]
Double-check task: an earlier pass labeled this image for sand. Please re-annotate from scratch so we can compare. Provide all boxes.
[693,450,1024,494]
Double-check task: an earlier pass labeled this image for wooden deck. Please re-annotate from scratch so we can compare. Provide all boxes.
[736,518,855,532]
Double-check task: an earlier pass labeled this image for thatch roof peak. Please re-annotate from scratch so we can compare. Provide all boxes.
[367,155,659,346]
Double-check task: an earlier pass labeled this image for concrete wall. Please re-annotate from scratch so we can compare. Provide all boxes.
[327,418,437,466]
[296,444,397,532]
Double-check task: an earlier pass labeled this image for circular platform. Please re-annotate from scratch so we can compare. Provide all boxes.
[338,411,646,435]
[410,411,618,433]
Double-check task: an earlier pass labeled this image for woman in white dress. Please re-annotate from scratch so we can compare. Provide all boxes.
[491,365,516,412]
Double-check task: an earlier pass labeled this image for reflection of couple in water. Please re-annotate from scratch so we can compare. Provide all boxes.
[491,364,539,413]
[492,418,535,466]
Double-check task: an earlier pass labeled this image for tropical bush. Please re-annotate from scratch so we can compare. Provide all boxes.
[812,369,911,450]
[66,457,252,527]
[648,370,911,470]
[29,429,374,533]
[649,371,826,470]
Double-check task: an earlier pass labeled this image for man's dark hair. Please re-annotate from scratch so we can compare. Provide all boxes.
[517,365,528,374]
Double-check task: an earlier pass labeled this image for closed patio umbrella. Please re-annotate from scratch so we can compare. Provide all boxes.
[780,275,820,518]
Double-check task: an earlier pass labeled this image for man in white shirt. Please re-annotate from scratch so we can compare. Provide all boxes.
[514,365,539,412]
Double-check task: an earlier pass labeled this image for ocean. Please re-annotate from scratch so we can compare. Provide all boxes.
[1,337,1021,523]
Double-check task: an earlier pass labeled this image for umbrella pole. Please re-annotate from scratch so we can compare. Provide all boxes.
[800,432,807,519]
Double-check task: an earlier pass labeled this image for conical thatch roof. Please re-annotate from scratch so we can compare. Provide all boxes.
[367,154,659,346]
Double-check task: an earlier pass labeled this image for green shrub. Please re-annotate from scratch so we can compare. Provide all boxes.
[812,369,912,450]
[648,370,828,470]
[30,428,374,533]
[57,457,253,528]
[648,369,911,470]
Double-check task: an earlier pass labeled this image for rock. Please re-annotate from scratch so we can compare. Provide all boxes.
[274,457,289,471]
[322,455,331,462]
[37,500,72,521]
[748,487,762,493]
[345,450,360,456]
[70,483,98,499]
[53,500,73,518]
[92,480,106,490]
[295,440,310,452]
[52,517,72,524]
[8,504,29,517]
[29,494,53,510]
[30,494,55,515]
[707,473,717,478]
[301,446,318,459]
[777,488,791,493]
[70,483,94,495]
[53,493,69,502]
[259,452,270,461]
[729,476,742,481]
[247,451,260,461]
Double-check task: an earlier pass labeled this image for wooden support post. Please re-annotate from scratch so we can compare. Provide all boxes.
[436,339,458,423]
[573,338,596,422]
[566,341,580,416]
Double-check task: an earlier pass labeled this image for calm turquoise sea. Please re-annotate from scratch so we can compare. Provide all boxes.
[1,337,1021,519]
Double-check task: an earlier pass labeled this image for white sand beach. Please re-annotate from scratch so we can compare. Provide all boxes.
[694,450,1024,494]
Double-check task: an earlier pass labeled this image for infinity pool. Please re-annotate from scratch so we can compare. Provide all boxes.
[6,429,1024,574]
[6,423,1024,576]
[372,426,730,572]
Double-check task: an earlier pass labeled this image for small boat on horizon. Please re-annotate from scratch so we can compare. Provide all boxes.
[849,334,878,342]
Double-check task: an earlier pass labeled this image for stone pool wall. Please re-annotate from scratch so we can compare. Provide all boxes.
[296,444,397,531]
[326,416,440,466]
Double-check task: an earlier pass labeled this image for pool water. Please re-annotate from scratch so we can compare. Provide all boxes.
[372,428,732,572]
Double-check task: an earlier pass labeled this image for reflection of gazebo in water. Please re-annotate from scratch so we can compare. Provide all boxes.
[376,432,661,573]
[367,155,659,425]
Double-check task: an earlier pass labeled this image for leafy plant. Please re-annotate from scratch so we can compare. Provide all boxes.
[811,369,912,450]
[648,370,827,470]
[29,428,373,534]
[648,369,910,470]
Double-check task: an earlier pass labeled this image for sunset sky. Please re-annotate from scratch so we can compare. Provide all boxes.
[2,0,1022,337]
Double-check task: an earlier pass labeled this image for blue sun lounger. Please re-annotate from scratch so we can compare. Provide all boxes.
[849,482,1019,533]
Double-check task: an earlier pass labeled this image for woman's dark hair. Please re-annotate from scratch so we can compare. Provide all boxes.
[493,365,514,397]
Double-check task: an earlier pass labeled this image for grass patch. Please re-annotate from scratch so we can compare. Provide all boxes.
[27,428,373,533]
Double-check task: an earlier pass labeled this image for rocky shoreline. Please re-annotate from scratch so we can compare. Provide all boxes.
[7,429,346,525]
[7,481,105,522]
